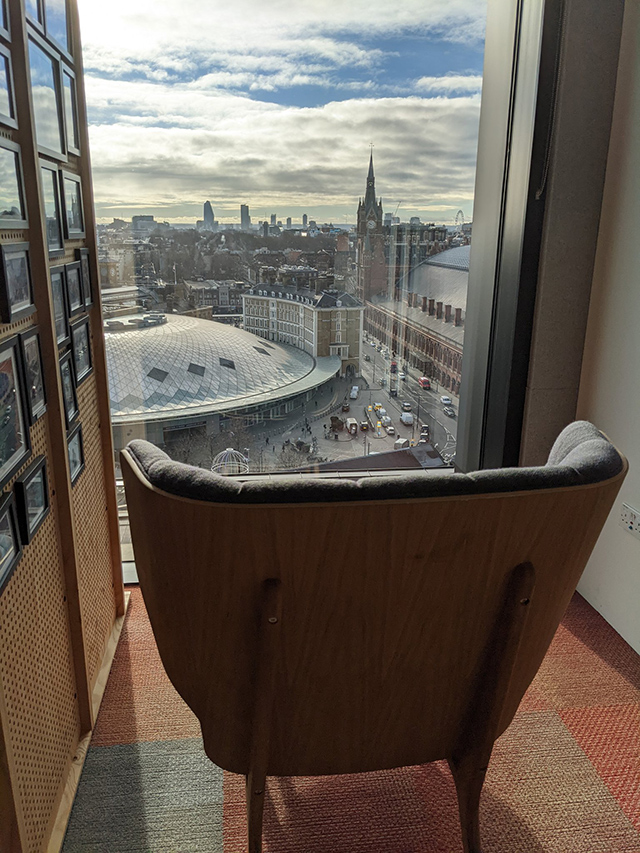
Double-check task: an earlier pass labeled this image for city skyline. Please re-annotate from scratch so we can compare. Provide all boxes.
[77,0,486,224]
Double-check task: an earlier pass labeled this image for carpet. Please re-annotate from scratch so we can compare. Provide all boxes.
[62,588,640,852]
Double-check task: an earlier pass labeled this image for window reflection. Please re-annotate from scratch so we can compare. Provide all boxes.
[29,39,63,155]
[0,147,24,223]
[46,0,68,52]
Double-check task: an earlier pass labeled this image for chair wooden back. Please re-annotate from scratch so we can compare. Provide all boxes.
[121,441,626,779]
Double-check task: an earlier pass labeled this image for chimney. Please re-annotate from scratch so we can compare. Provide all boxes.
[454,307,462,326]
[436,301,443,319]
[445,304,452,323]
[422,296,428,312]
[428,298,435,315]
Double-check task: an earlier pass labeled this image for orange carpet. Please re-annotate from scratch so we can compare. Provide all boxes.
[63,588,640,852]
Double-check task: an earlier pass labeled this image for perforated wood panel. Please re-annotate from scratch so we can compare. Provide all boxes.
[73,368,117,689]
[0,416,81,852]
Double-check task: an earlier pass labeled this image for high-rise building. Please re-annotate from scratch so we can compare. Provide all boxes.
[286,217,292,227]
[240,204,251,230]
[355,153,386,303]
[302,214,308,228]
[270,213,276,226]
[204,201,214,229]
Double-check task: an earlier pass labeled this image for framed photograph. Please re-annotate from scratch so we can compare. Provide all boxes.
[0,492,22,595]
[19,328,46,423]
[0,0,9,40]
[44,0,71,58]
[25,0,43,28]
[40,161,63,255]
[62,67,79,155]
[0,139,28,229]
[49,265,69,346]
[14,455,49,545]
[0,243,34,324]
[0,336,31,490]
[75,248,93,307]
[0,45,17,130]
[59,349,77,427]
[60,171,84,239]
[64,261,83,314]
[67,422,84,485]
[28,33,64,159]
[70,316,91,385]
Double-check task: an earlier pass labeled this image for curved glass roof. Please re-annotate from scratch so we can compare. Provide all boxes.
[105,314,339,423]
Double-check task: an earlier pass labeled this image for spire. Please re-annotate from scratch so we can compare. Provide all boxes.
[364,150,377,215]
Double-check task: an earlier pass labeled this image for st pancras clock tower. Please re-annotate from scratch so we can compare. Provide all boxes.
[356,151,386,303]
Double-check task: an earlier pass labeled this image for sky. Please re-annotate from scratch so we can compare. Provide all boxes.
[76,0,487,225]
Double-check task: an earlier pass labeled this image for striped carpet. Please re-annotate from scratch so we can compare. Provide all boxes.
[62,588,640,852]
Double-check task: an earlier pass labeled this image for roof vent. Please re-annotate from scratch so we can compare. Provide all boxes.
[147,367,169,383]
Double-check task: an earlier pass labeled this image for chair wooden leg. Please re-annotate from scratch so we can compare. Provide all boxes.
[246,771,267,853]
[448,754,487,853]
[448,561,536,853]
[245,578,282,853]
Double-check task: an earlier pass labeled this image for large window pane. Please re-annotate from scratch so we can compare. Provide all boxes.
[79,0,486,479]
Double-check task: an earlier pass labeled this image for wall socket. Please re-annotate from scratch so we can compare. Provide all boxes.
[620,503,640,539]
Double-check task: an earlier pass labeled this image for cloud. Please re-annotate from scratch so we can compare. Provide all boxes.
[77,0,486,222]
[85,76,480,222]
[415,74,483,95]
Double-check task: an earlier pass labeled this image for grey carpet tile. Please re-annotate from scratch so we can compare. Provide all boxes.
[62,738,224,852]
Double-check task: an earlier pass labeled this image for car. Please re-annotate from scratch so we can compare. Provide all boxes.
[376,345,382,351]
[341,402,350,412]
[440,395,453,405]
[420,425,430,437]
[418,376,431,389]
[360,421,368,431]
[373,402,382,411]
[443,406,456,418]
[364,354,371,361]
[398,372,406,380]
[349,385,359,399]
[401,401,412,411]
[385,425,395,435]
[370,341,376,347]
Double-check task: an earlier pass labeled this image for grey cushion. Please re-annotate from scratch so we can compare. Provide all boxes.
[126,421,622,505]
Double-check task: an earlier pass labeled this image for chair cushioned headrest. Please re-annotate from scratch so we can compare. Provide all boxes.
[125,421,622,505]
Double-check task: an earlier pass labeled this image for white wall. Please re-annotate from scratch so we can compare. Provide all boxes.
[577,0,640,653]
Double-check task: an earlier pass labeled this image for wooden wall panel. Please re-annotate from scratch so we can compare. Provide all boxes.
[73,372,117,690]
[0,416,81,852]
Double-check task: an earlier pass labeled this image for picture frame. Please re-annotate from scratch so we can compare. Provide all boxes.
[70,315,91,385]
[59,349,78,427]
[0,0,10,41]
[19,327,46,423]
[14,455,49,545]
[60,171,84,239]
[75,247,93,307]
[0,243,35,324]
[25,0,44,29]
[62,66,79,155]
[40,160,63,255]
[0,45,18,130]
[67,422,84,485]
[28,32,65,159]
[0,335,31,490]
[64,260,83,315]
[0,139,28,229]
[43,0,71,59]
[0,492,22,595]
[49,264,69,346]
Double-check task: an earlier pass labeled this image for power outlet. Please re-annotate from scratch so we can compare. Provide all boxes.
[620,503,640,539]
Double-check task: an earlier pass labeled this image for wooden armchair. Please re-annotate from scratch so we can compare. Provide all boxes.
[121,421,626,853]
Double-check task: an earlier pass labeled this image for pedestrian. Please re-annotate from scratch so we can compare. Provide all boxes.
[266,436,269,444]
[315,400,318,407]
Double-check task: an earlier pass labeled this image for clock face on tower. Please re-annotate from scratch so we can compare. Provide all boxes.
[367,219,376,230]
